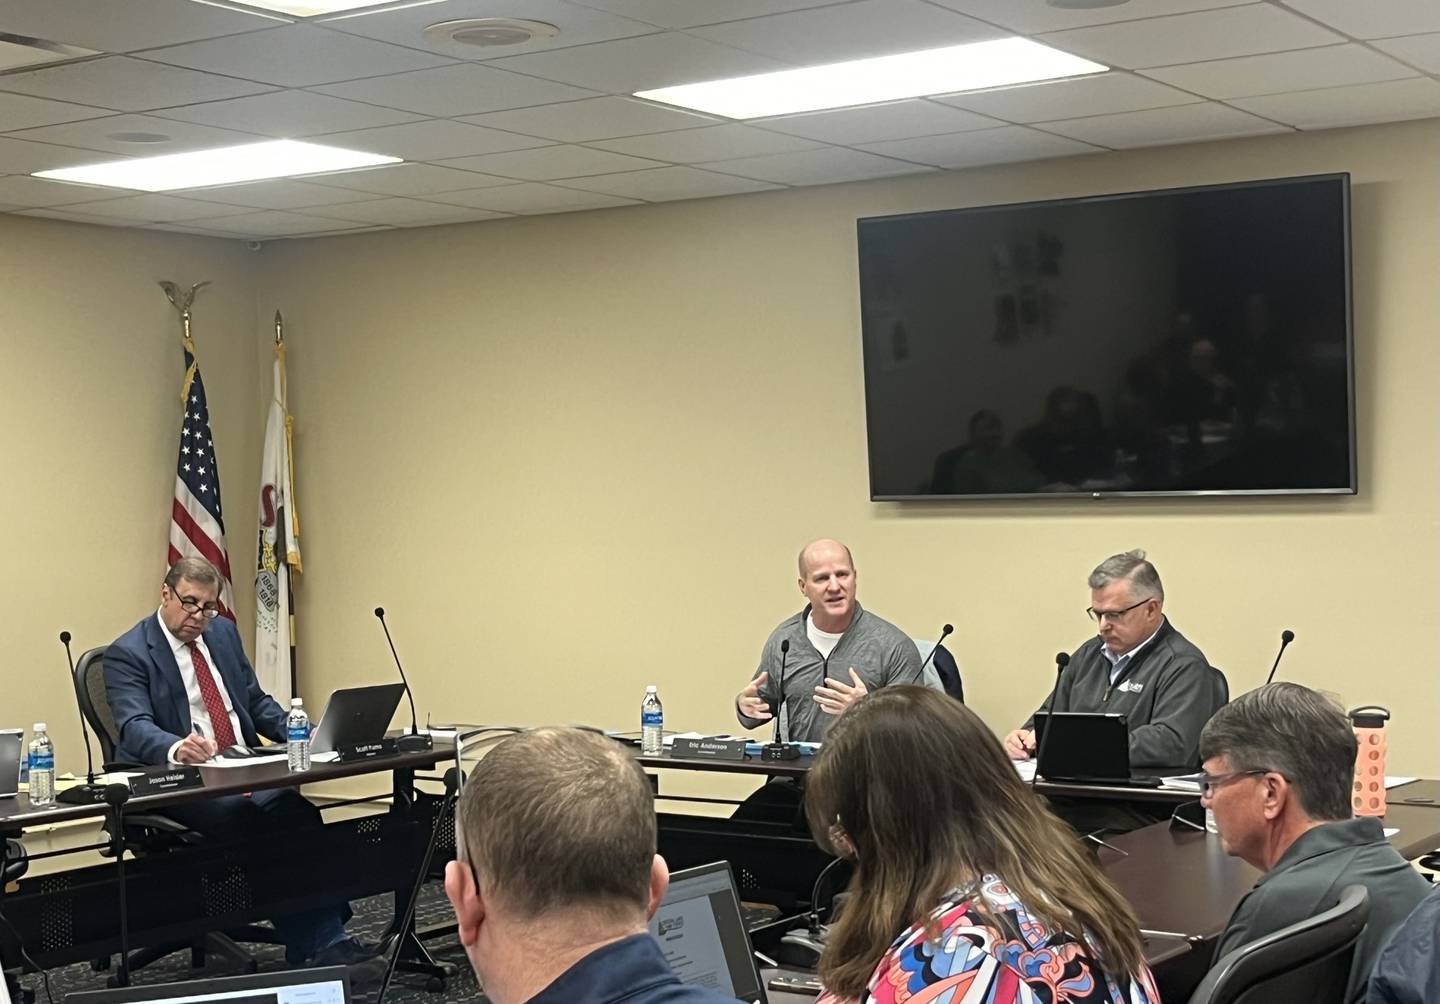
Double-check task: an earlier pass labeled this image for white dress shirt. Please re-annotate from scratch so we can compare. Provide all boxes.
[156,611,244,763]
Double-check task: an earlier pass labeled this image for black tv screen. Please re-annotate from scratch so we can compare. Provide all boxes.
[858,174,1355,499]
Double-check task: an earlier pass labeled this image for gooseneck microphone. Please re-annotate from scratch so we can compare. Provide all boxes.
[1030,652,1070,790]
[918,623,954,678]
[1263,629,1296,686]
[374,607,432,753]
[762,640,800,761]
[57,631,107,805]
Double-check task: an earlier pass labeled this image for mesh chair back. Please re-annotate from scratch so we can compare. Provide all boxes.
[1186,884,1369,1004]
[73,646,120,762]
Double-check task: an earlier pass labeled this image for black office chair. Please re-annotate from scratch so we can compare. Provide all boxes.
[74,646,282,978]
[1185,884,1370,1004]
[932,643,964,704]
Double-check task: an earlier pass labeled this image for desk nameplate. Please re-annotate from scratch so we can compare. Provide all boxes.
[337,738,397,763]
[672,737,748,761]
[128,766,203,797]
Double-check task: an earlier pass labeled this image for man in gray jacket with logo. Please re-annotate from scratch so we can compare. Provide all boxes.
[1005,549,1227,770]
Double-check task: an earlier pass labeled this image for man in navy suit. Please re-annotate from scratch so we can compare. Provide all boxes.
[105,557,377,967]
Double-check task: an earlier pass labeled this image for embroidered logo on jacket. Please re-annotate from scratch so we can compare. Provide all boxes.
[1117,680,1145,694]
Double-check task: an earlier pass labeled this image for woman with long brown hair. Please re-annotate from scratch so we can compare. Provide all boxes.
[807,686,1158,1004]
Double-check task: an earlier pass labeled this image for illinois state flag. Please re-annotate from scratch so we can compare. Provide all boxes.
[255,341,301,703]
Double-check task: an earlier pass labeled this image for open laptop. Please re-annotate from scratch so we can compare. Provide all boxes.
[650,862,768,1004]
[1033,712,1155,785]
[0,730,22,798]
[310,683,406,754]
[65,966,350,1004]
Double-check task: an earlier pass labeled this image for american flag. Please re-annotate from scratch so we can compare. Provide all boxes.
[169,341,236,620]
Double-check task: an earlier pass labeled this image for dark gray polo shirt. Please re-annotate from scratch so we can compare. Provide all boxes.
[1215,817,1431,1004]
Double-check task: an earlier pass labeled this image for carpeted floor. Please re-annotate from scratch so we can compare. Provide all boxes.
[20,883,482,1004]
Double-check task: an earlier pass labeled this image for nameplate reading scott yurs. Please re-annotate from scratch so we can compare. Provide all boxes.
[128,766,204,796]
[337,738,398,763]
[671,737,748,761]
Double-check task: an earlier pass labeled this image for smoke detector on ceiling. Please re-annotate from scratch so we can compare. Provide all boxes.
[422,18,559,52]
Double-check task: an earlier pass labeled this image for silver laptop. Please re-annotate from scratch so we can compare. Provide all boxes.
[651,861,768,1004]
[309,683,405,754]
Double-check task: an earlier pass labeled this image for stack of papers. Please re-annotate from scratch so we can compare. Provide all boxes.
[1160,773,1203,792]
[1012,760,1037,782]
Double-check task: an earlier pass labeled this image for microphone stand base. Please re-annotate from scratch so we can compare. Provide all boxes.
[395,733,434,753]
[57,782,109,805]
[761,742,801,762]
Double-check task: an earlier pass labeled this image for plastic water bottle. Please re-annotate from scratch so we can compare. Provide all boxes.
[641,686,664,755]
[28,724,55,807]
[287,698,311,772]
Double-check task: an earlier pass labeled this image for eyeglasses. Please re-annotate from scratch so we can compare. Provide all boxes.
[1198,768,1270,798]
[1086,598,1151,623]
[174,594,221,618]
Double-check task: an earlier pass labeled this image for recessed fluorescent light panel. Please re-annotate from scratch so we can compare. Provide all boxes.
[34,140,400,192]
[636,38,1108,119]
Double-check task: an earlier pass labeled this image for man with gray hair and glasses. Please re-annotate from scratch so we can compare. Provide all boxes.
[1201,683,1429,1003]
[443,727,745,1004]
[1005,549,1224,769]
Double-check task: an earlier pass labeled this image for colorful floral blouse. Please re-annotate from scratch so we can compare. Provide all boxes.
[822,875,1160,1004]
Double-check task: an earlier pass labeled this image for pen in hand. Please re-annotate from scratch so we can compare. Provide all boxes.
[189,722,218,763]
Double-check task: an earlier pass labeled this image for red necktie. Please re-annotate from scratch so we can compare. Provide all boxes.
[187,642,238,749]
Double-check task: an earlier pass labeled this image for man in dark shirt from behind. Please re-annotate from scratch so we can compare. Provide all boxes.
[443,727,745,1004]
[1202,683,1430,1004]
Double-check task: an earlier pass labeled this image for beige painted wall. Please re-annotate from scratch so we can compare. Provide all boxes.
[5,119,1436,792]
[254,119,1438,780]
[0,216,261,771]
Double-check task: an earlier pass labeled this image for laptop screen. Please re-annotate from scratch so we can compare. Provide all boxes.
[64,967,349,1004]
[650,862,766,1004]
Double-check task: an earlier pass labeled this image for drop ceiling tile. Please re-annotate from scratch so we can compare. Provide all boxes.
[698,147,930,184]
[0,57,274,112]
[17,207,140,227]
[7,115,263,156]
[0,39,101,73]
[320,0,657,57]
[150,91,424,137]
[0,137,120,174]
[690,0,1003,64]
[564,0,848,30]
[937,73,1201,123]
[1227,77,1440,129]
[1036,102,1288,147]
[139,26,454,88]
[590,125,821,163]
[146,223,265,239]
[0,93,113,132]
[928,0,1253,34]
[0,174,128,207]
[301,163,515,196]
[1372,33,1440,74]
[296,198,510,226]
[313,63,595,117]
[181,210,373,237]
[0,0,282,53]
[1038,6,1343,70]
[491,33,785,94]
[48,193,256,223]
[169,180,386,211]
[553,165,781,201]
[459,97,719,142]
[1141,44,1419,99]
[429,183,640,213]
[754,100,999,144]
[857,125,1103,168]
[319,120,552,160]
[434,145,662,180]
[1281,0,1440,39]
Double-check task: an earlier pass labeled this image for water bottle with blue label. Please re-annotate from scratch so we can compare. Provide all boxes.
[641,686,663,755]
[287,698,311,772]
[28,723,55,806]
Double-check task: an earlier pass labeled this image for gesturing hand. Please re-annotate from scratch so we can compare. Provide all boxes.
[738,671,773,721]
[814,668,868,716]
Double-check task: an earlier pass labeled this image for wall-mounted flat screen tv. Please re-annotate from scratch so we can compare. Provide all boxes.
[858,174,1355,500]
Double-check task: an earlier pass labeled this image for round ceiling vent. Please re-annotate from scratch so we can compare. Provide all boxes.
[422,18,559,51]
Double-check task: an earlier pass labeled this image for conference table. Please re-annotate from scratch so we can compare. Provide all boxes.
[0,747,451,987]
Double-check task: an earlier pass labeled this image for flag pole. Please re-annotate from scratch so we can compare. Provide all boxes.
[275,311,298,699]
